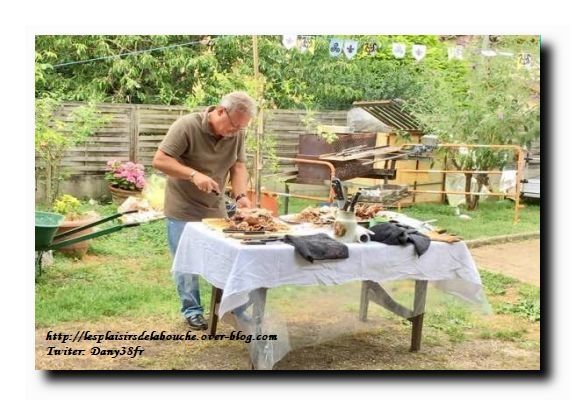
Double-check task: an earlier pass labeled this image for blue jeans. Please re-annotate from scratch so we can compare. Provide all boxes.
[167,218,203,318]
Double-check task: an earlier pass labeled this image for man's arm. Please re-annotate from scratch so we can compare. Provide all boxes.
[229,161,251,208]
[152,149,219,194]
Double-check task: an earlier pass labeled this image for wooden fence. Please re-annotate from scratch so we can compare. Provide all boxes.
[35,102,347,200]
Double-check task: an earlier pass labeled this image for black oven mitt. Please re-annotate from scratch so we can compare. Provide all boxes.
[283,233,349,263]
[369,221,430,257]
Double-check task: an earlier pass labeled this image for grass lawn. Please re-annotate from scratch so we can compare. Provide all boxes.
[401,199,540,240]
[35,198,540,369]
[36,198,540,326]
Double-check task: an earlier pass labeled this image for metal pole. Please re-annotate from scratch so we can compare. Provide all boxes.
[400,169,509,175]
[441,154,448,204]
[515,148,525,224]
[404,143,521,150]
[252,35,262,208]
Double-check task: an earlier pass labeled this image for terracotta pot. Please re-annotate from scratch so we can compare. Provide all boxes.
[55,214,100,259]
[108,185,142,205]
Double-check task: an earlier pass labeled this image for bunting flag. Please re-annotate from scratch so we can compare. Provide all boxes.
[278,36,532,65]
[298,36,315,53]
[518,53,533,69]
[343,40,359,59]
[412,44,427,61]
[282,35,298,50]
[329,38,343,57]
[448,45,464,60]
[392,42,406,59]
[363,42,378,56]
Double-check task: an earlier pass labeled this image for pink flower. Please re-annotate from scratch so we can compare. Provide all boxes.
[105,160,146,191]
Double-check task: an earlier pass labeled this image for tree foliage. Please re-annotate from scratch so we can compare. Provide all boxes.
[35,98,110,204]
[35,35,448,109]
[406,36,540,209]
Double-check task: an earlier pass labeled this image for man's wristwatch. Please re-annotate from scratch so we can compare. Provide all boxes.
[188,169,197,182]
[235,193,247,202]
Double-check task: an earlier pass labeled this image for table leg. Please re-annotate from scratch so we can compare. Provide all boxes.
[208,286,223,336]
[252,288,267,336]
[358,280,429,352]
[284,183,290,215]
[409,280,428,352]
[359,281,369,321]
[249,288,268,370]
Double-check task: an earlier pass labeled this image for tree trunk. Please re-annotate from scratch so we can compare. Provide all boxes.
[464,173,474,210]
[466,172,490,211]
[46,163,53,206]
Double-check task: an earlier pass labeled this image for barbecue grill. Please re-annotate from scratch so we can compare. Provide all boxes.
[296,132,377,184]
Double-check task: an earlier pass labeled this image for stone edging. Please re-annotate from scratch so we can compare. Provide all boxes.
[465,232,540,248]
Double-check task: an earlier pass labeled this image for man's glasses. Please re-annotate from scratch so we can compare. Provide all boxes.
[224,108,247,132]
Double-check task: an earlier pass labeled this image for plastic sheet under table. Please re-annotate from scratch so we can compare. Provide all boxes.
[172,222,488,369]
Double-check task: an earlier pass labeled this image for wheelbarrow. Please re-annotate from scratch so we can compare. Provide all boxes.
[35,210,141,277]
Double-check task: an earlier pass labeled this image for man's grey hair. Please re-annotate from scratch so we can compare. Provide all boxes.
[220,91,257,118]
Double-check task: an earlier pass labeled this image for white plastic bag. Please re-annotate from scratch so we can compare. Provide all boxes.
[142,174,166,211]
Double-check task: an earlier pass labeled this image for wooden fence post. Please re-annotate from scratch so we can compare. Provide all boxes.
[129,105,139,162]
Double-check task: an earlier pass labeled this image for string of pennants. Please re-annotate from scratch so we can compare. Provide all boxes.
[281,35,535,69]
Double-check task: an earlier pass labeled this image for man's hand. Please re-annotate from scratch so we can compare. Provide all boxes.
[192,172,220,194]
[236,196,251,209]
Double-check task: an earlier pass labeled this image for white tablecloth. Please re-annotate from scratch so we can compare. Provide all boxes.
[172,223,487,318]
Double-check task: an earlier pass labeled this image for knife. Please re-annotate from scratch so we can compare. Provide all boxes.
[223,230,266,234]
[241,237,282,244]
[349,191,362,212]
[331,177,346,209]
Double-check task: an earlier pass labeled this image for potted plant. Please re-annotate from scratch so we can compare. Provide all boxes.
[105,160,147,205]
[52,194,99,258]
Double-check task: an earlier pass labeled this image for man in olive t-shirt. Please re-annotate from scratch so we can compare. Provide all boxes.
[152,91,256,330]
